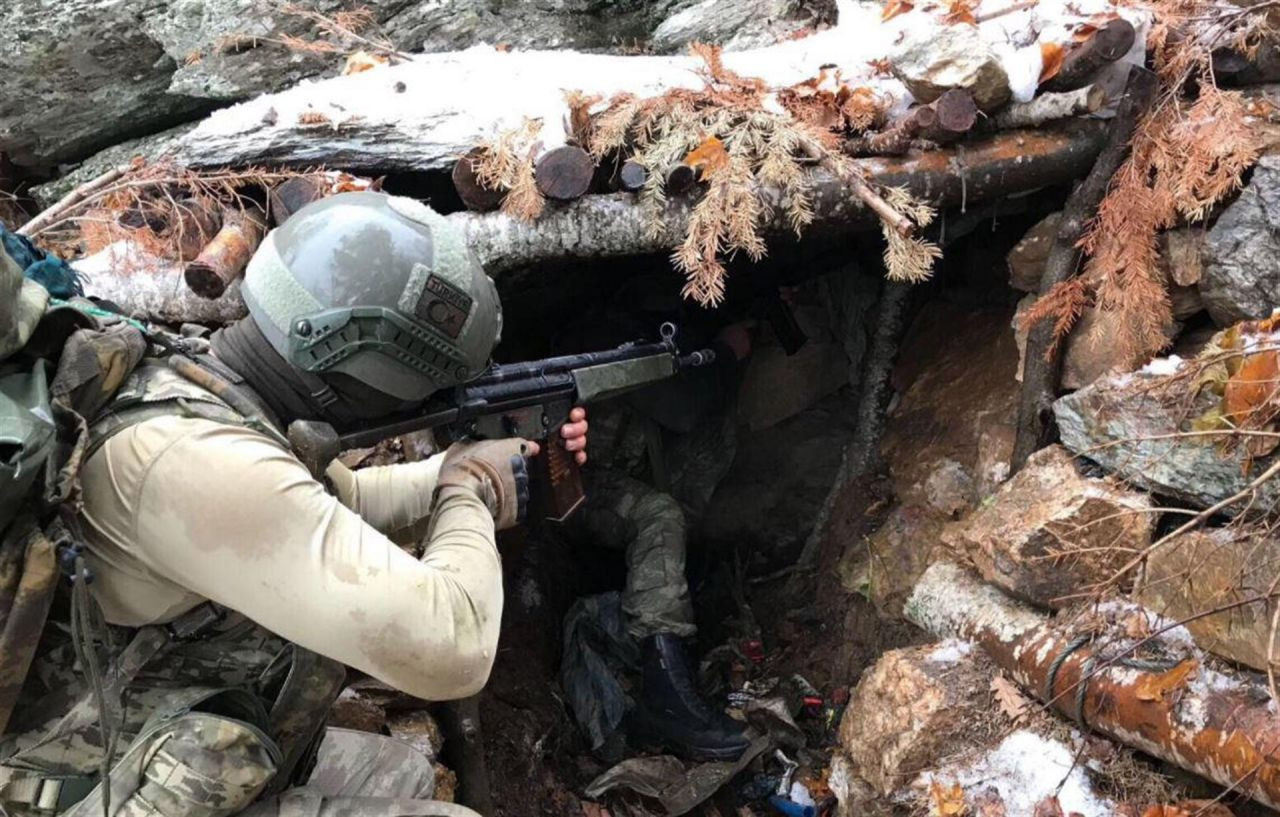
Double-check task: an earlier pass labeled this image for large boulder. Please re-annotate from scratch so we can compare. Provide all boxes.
[889,22,1010,110]
[941,445,1154,608]
[1136,525,1280,672]
[651,0,832,53]
[1200,154,1280,326]
[839,641,995,796]
[1054,345,1280,510]
[2,0,833,171]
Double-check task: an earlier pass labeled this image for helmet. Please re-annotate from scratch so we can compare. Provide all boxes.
[241,191,502,402]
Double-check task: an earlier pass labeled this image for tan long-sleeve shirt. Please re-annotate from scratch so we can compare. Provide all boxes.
[78,415,502,701]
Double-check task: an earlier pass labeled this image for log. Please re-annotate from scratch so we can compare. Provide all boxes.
[82,124,1107,321]
[992,85,1106,129]
[168,198,224,263]
[1011,68,1157,472]
[616,159,648,193]
[906,561,1280,811]
[665,163,699,195]
[845,90,976,156]
[919,89,978,144]
[184,204,267,299]
[451,148,506,213]
[268,176,327,224]
[534,145,594,201]
[1041,19,1137,93]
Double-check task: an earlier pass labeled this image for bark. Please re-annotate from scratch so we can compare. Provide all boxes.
[991,85,1106,129]
[906,561,1280,811]
[845,90,976,156]
[1011,68,1157,472]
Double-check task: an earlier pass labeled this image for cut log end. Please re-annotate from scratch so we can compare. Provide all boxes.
[1042,18,1137,93]
[184,263,229,299]
[452,148,505,212]
[665,163,699,195]
[534,145,595,201]
[617,159,648,193]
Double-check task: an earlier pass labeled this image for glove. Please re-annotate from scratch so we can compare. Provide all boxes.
[436,438,534,530]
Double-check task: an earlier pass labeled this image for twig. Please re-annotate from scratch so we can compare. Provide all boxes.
[799,141,915,235]
[974,0,1037,23]
[17,165,131,238]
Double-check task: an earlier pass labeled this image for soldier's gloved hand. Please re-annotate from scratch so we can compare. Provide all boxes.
[437,438,540,530]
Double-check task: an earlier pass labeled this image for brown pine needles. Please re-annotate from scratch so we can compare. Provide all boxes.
[1027,0,1270,362]
[582,44,939,305]
[472,119,547,223]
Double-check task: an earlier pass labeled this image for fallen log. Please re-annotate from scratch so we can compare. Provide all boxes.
[184,203,267,299]
[615,159,648,193]
[992,85,1106,129]
[451,148,506,212]
[844,90,977,156]
[81,123,1106,321]
[1041,19,1137,93]
[534,145,594,201]
[906,561,1280,811]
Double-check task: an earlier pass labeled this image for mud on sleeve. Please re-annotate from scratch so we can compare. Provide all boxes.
[325,455,444,534]
[121,418,503,700]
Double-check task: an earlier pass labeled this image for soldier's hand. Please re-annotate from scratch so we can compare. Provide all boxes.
[560,406,589,465]
[438,438,540,530]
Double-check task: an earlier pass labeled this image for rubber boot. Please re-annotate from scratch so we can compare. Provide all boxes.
[628,633,750,761]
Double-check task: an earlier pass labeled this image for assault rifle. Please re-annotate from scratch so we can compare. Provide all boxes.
[288,323,715,522]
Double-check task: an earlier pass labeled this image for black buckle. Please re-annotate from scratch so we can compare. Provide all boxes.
[165,603,224,641]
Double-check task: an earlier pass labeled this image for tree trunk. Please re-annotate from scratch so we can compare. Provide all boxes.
[1011,68,1157,472]
[906,561,1280,812]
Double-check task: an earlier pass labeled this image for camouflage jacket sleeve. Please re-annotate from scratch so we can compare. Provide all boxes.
[325,455,445,534]
[79,415,502,701]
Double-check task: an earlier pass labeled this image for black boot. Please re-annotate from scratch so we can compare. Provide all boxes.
[629,633,750,761]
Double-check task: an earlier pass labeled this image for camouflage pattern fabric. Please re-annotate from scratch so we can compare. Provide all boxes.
[0,251,47,361]
[577,471,695,640]
[0,518,57,735]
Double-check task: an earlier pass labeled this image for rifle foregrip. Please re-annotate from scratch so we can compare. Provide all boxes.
[536,438,585,522]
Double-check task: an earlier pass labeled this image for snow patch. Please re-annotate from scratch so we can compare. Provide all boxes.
[927,639,975,664]
[1140,355,1185,377]
[917,731,1116,817]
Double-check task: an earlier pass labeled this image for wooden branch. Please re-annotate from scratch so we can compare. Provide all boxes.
[845,90,975,157]
[907,561,1280,812]
[184,203,267,299]
[919,89,978,144]
[615,159,648,193]
[992,85,1106,129]
[534,145,594,201]
[1041,19,1137,93]
[1011,68,1158,472]
[665,163,699,195]
[452,148,506,212]
[799,141,915,235]
[17,165,130,238]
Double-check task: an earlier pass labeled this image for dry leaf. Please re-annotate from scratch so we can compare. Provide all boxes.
[971,788,1007,817]
[930,781,968,817]
[867,57,895,76]
[343,50,388,75]
[1224,349,1280,427]
[1134,660,1198,702]
[684,136,731,179]
[1033,796,1066,817]
[1140,801,1233,817]
[883,0,915,20]
[1039,42,1066,84]
[944,0,977,25]
[990,675,1032,723]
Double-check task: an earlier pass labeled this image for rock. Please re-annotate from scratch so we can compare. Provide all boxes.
[923,459,975,518]
[941,445,1154,608]
[330,686,387,733]
[885,302,1020,507]
[1013,295,1177,390]
[975,425,1015,498]
[387,710,444,760]
[889,23,1010,110]
[1161,228,1203,288]
[841,502,947,616]
[838,641,994,795]
[1007,212,1061,292]
[651,0,832,53]
[1136,525,1280,672]
[1200,154,1280,326]
[1054,353,1280,510]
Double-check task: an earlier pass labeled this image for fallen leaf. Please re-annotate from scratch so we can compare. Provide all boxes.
[1134,659,1198,702]
[930,781,968,817]
[883,0,915,20]
[971,787,1006,817]
[944,0,978,25]
[683,136,730,179]
[1224,349,1280,426]
[1033,796,1066,817]
[1039,42,1066,84]
[990,675,1032,723]
[867,57,895,76]
[342,50,388,76]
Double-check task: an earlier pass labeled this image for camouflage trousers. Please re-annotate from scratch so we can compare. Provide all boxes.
[244,728,478,817]
[576,471,694,640]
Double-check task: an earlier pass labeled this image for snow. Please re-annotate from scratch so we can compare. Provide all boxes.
[927,639,976,664]
[917,730,1117,817]
[1140,355,1186,376]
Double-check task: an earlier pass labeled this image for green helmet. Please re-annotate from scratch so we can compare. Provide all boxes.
[241,191,502,402]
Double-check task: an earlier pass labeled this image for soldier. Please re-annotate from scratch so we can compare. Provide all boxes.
[0,192,588,817]
[559,282,753,761]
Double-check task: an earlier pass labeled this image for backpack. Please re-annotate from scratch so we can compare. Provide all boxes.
[0,243,149,734]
